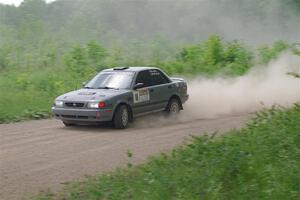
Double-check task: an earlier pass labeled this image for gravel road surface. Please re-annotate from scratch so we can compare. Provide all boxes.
[0,114,251,200]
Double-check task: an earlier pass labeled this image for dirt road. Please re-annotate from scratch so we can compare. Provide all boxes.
[0,114,251,200]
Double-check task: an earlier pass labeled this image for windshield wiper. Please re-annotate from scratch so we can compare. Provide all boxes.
[97,86,119,90]
[83,86,95,89]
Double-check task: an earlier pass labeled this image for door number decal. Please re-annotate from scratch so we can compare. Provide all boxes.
[133,88,150,103]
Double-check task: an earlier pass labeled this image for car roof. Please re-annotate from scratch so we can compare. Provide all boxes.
[103,66,160,73]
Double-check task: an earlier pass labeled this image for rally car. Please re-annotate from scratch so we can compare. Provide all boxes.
[52,67,189,129]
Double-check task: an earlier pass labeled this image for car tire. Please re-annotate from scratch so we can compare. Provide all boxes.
[113,105,129,129]
[166,98,181,115]
[63,121,75,126]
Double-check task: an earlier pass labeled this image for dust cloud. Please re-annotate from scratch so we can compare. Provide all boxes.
[134,53,300,128]
[184,53,300,119]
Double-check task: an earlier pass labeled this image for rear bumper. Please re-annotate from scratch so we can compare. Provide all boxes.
[52,107,113,123]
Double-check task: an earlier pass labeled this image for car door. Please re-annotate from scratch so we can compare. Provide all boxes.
[148,69,172,111]
[132,70,153,115]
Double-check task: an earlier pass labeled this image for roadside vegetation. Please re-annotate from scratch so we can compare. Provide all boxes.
[0,36,294,123]
[33,104,300,200]
[1,0,300,123]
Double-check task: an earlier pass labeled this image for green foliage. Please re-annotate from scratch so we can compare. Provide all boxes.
[0,38,295,123]
[15,73,31,89]
[86,41,107,69]
[65,45,89,78]
[64,42,107,80]
[0,0,298,122]
[127,150,134,168]
[165,36,253,76]
[223,40,253,75]
[257,40,290,64]
[0,46,10,71]
[291,43,300,56]
[32,73,65,95]
[203,35,224,67]
[33,104,300,200]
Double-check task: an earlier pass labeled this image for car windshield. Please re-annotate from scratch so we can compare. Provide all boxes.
[84,71,134,90]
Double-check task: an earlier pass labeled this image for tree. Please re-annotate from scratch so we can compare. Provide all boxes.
[86,41,107,70]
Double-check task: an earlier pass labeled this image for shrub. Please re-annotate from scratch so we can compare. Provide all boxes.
[257,40,290,64]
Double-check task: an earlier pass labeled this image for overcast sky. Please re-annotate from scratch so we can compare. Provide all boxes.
[0,0,55,6]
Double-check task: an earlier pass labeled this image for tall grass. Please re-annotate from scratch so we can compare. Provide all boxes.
[0,37,293,123]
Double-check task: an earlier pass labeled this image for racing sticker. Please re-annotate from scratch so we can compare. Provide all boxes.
[133,88,150,103]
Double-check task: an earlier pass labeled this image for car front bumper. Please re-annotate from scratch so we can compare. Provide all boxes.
[182,94,189,104]
[52,107,113,123]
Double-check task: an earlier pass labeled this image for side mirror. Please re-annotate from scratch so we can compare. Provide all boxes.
[134,83,144,90]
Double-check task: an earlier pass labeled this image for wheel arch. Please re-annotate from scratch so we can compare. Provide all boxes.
[167,95,183,110]
[113,102,134,122]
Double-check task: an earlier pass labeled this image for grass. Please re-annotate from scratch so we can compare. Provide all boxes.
[33,104,300,200]
[1,38,294,123]
[0,69,74,123]
[0,85,52,123]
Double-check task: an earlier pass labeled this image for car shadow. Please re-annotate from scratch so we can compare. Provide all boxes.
[57,111,195,132]
[59,121,117,132]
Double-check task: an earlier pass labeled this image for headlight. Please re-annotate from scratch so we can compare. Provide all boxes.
[87,101,106,109]
[87,102,99,109]
[55,100,64,107]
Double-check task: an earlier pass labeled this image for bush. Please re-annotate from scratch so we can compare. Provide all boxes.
[223,40,253,75]
[64,41,108,81]
[166,36,254,76]
[257,41,290,64]
[0,38,295,123]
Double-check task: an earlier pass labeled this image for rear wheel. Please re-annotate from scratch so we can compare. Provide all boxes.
[113,105,129,129]
[166,98,181,115]
[63,121,75,126]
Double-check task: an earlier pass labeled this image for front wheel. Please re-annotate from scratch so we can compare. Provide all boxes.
[166,98,181,115]
[113,105,129,129]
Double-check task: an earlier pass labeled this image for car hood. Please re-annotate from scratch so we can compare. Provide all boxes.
[56,88,130,102]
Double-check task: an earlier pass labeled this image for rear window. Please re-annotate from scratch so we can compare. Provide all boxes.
[135,69,170,87]
[149,69,170,85]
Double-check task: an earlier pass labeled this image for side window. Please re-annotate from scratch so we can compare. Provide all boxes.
[149,69,170,86]
[135,70,152,87]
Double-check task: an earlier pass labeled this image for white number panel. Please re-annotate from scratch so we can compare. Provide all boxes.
[133,88,150,103]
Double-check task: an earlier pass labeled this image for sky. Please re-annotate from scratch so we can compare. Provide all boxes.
[0,0,55,6]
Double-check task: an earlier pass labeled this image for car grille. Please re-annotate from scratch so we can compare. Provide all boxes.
[65,102,85,108]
